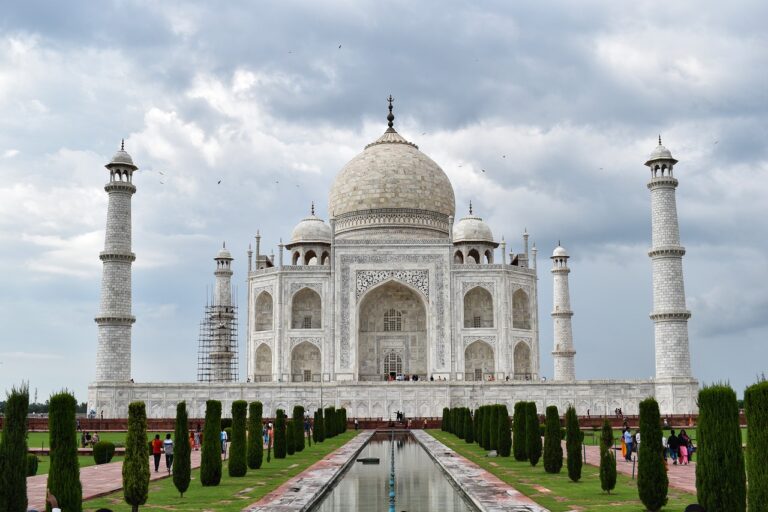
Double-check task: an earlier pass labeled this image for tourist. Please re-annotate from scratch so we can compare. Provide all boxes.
[679,429,690,465]
[634,429,641,454]
[668,429,679,464]
[354,418,359,430]
[77,418,81,431]
[81,431,87,448]
[193,428,201,450]
[220,428,228,456]
[189,431,195,450]
[623,428,633,461]
[163,433,174,474]
[46,491,61,512]
[151,434,163,472]
[662,432,669,460]
[263,424,269,447]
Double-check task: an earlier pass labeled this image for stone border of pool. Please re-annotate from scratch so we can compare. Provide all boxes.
[413,430,550,512]
[244,430,375,511]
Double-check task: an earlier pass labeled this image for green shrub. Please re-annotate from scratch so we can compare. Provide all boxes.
[465,408,475,444]
[93,441,116,465]
[0,384,29,511]
[340,407,348,433]
[324,407,336,437]
[745,380,768,510]
[525,402,542,466]
[316,408,325,442]
[497,405,511,457]
[543,406,563,473]
[512,402,528,461]
[221,417,232,430]
[441,407,449,431]
[123,401,149,512]
[638,398,668,511]
[224,427,232,440]
[228,400,247,477]
[274,409,287,459]
[293,406,306,452]
[172,401,191,497]
[696,385,746,512]
[565,405,582,482]
[473,408,481,445]
[489,406,499,450]
[247,402,264,470]
[201,400,222,486]
[48,391,82,512]
[599,419,616,494]
[457,408,466,439]
[287,420,296,455]
[26,454,39,477]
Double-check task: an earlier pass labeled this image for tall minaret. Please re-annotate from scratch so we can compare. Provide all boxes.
[645,137,692,379]
[551,243,576,382]
[209,243,236,382]
[95,141,137,382]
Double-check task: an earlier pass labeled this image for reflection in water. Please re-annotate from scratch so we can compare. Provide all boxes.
[314,432,475,512]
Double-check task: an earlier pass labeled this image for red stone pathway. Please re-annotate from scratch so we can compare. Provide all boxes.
[581,443,696,494]
[26,450,203,510]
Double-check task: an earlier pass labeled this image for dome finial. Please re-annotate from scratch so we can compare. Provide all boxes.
[469,200,473,215]
[386,94,395,128]
[658,134,662,146]
[121,138,125,151]
[311,201,315,216]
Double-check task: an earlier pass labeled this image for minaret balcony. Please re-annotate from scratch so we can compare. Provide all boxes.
[99,251,136,262]
[94,314,136,325]
[647,176,679,190]
[104,181,137,193]
[647,245,686,258]
[649,310,691,321]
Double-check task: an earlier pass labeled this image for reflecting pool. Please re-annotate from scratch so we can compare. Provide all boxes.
[314,431,476,511]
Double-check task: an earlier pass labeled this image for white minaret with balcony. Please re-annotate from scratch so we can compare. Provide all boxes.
[551,243,576,382]
[646,137,692,380]
[94,141,137,382]
[209,244,236,382]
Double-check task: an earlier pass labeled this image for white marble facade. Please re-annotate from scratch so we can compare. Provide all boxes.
[89,106,699,418]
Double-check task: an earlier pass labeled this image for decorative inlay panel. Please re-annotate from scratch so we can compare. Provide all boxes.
[461,281,495,295]
[289,282,323,296]
[463,335,496,348]
[289,337,322,351]
[252,285,274,297]
[356,270,429,299]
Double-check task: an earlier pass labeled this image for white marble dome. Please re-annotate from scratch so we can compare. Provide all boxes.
[290,213,331,244]
[328,128,456,221]
[453,212,494,243]
[108,145,136,168]
[552,245,568,257]
[216,245,233,260]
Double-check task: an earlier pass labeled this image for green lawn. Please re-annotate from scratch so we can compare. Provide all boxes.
[84,431,358,512]
[428,430,698,512]
[581,427,748,446]
[24,431,167,449]
[31,454,124,475]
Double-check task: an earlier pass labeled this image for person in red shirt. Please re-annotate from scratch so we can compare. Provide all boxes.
[151,434,163,472]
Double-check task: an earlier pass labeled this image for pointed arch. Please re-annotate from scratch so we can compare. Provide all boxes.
[291,287,322,329]
[292,251,301,265]
[464,286,493,328]
[254,291,273,331]
[454,250,464,264]
[464,340,494,381]
[513,341,531,380]
[291,341,321,382]
[512,288,531,329]
[484,249,493,264]
[303,250,318,265]
[254,343,272,381]
[467,248,480,264]
[321,251,330,265]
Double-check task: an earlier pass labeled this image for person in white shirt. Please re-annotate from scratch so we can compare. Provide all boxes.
[163,433,174,474]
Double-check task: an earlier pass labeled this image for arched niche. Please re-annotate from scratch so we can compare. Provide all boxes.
[291,341,320,382]
[464,340,494,381]
[463,286,494,328]
[513,342,531,380]
[512,289,531,329]
[254,343,272,381]
[291,288,322,329]
[254,291,273,331]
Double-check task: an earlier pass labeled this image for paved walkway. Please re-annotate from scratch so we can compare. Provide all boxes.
[415,430,549,512]
[246,431,374,511]
[27,450,203,510]
[581,444,696,494]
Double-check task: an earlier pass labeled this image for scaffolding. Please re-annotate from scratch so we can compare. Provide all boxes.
[197,293,239,382]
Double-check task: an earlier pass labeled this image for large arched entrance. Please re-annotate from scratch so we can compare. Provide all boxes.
[291,341,321,382]
[358,281,427,380]
[253,343,272,381]
[464,340,494,381]
[513,341,532,380]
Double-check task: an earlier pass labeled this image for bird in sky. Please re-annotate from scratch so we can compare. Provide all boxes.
[714,140,719,144]
[217,180,222,184]
[158,171,165,175]
[338,44,342,49]
[481,169,486,173]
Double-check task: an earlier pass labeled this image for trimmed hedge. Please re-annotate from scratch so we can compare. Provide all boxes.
[696,385,746,512]
[274,409,287,459]
[543,405,562,473]
[123,401,149,511]
[48,391,83,512]
[247,402,264,469]
[172,401,191,497]
[512,402,528,461]
[497,405,511,457]
[324,407,336,438]
[745,380,768,510]
[293,406,306,452]
[488,406,498,451]
[638,398,667,511]
[565,405,582,482]
[228,400,248,477]
[525,402,542,466]
[465,408,475,444]
[201,400,223,486]
[0,384,29,511]
[26,454,39,477]
[599,419,617,494]
[93,441,116,465]
[442,407,449,431]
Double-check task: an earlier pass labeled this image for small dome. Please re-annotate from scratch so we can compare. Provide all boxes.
[106,140,137,169]
[290,213,332,245]
[453,207,494,244]
[552,245,568,258]
[645,136,678,165]
[216,245,233,260]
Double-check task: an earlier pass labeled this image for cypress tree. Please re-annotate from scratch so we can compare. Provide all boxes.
[340,407,347,433]
[47,391,82,512]
[457,408,466,439]
[172,401,191,497]
[247,402,263,469]
[293,405,305,452]
[599,419,617,494]
[442,407,449,431]
[464,409,474,443]
[543,405,563,473]
[0,384,29,512]
[565,405,582,482]
[525,402,542,466]
[745,380,768,510]
[274,409,287,458]
[286,420,296,455]
[638,398,668,511]
[696,385,746,512]
[512,402,528,461]
[122,401,149,512]
[497,405,512,457]
[324,407,336,437]
[488,405,498,450]
[201,400,222,486]
[476,407,484,446]
[473,408,481,445]
[312,410,319,442]
[316,408,325,442]
[228,400,247,477]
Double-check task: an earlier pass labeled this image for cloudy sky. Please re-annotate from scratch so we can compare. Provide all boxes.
[1,0,766,404]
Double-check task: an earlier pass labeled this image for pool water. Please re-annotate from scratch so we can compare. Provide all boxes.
[314,432,476,512]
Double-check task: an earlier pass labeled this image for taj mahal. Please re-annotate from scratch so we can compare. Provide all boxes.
[88,99,699,418]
